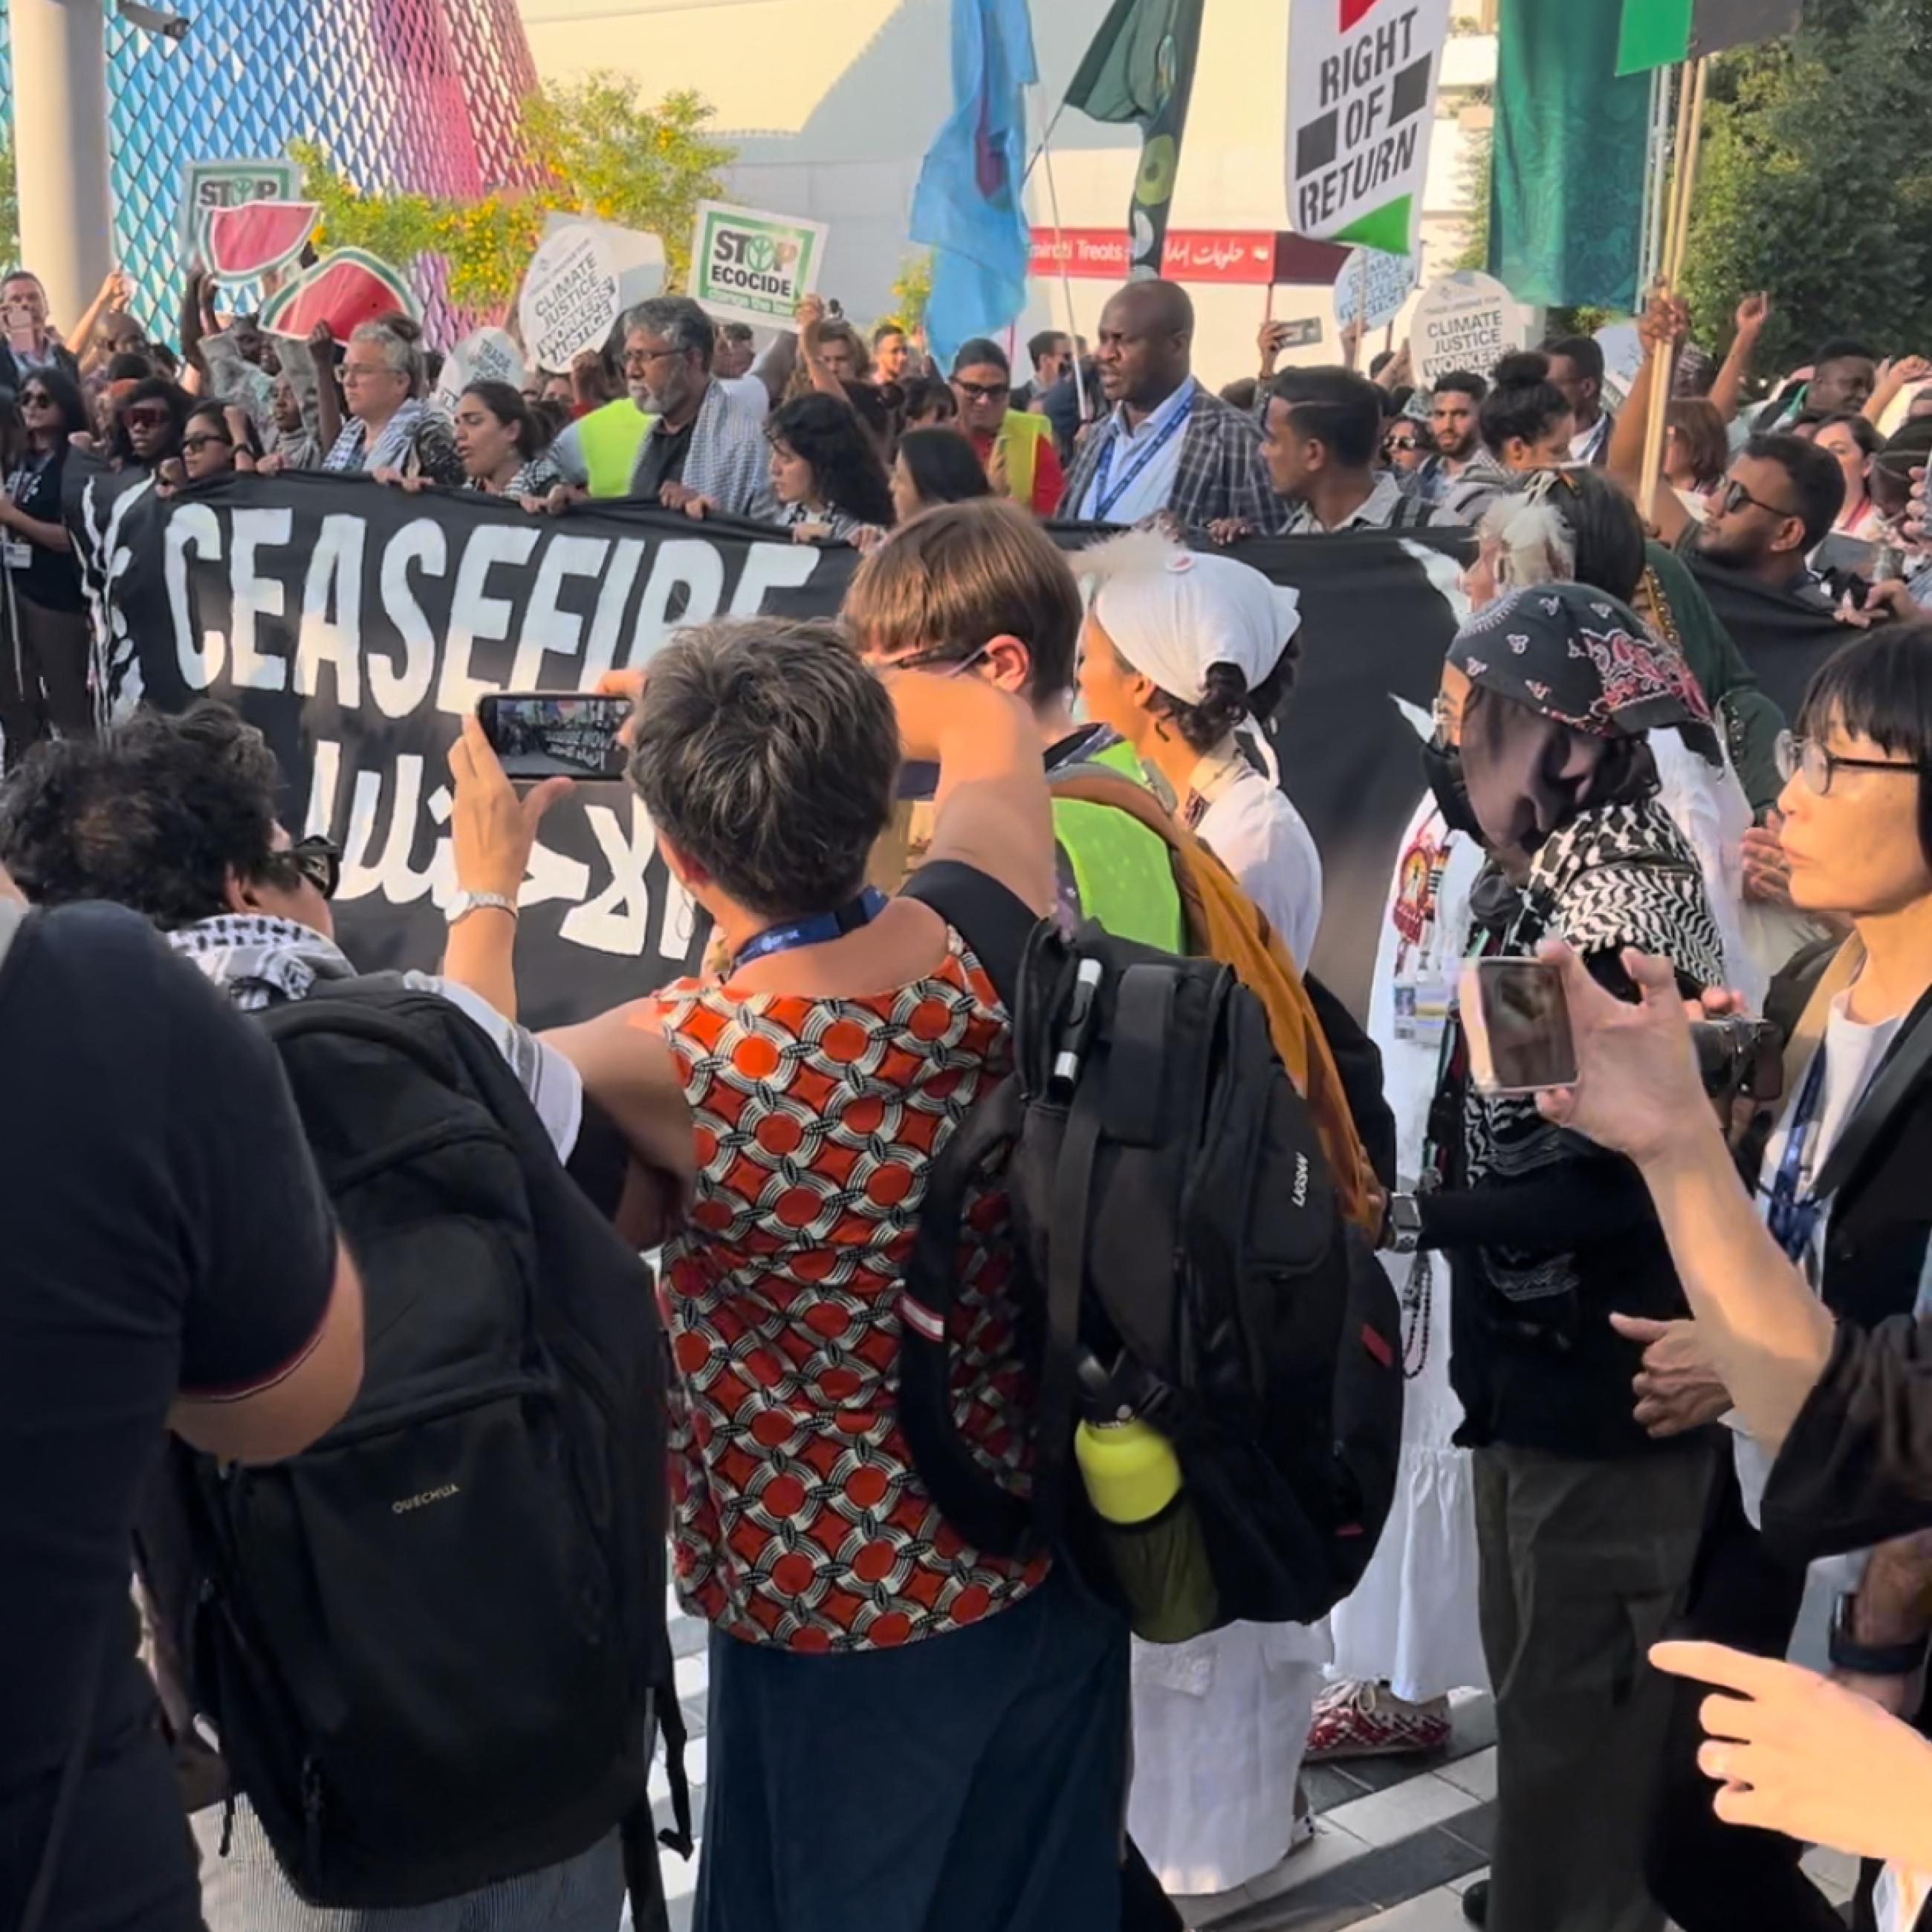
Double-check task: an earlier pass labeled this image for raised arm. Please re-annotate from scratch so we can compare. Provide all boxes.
[1864,353,1932,428]
[1708,292,1769,426]
[1610,294,1694,549]
[68,267,126,372]
[888,668,1054,915]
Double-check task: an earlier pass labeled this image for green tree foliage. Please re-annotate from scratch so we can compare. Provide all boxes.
[1680,0,1932,377]
[0,140,19,268]
[884,250,933,340]
[294,77,734,312]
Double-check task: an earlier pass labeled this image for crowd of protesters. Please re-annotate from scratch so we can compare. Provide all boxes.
[5,250,1932,1932]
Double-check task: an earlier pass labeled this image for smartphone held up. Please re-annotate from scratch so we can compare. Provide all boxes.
[1460,956,1785,1109]
[476,692,632,782]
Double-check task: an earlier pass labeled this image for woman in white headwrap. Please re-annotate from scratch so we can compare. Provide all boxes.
[1074,538,1329,1899]
[1077,539,1323,968]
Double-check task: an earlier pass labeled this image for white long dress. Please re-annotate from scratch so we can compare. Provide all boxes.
[1326,777,1490,1703]
[1127,750,1330,1896]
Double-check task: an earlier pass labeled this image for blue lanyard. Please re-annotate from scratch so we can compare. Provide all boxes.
[729,887,889,973]
[1090,391,1195,520]
[1766,1046,1829,1267]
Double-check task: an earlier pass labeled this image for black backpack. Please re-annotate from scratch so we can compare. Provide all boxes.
[147,981,687,1914]
[898,864,1402,1630]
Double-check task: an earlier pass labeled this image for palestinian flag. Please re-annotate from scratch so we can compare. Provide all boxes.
[1064,0,1205,279]
[1617,0,1803,74]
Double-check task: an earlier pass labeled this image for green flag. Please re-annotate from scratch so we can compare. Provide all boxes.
[1491,0,1651,310]
[1617,0,1803,74]
[1064,0,1206,278]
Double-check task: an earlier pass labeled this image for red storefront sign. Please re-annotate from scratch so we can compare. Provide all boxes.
[1028,228,1352,287]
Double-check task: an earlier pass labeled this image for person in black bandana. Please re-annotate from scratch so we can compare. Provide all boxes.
[1389,583,1725,1932]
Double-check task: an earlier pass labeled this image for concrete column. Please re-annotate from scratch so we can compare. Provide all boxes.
[12,0,114,334]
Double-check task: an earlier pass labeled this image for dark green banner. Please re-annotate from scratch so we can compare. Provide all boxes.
[1489,0,1652,311]
[1064,0,1205,279]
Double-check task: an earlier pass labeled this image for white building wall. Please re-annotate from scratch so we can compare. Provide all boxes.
[517,0,1495,388]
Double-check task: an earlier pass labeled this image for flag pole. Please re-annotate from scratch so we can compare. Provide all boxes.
[1033,88,1089,425]
[1639,56,1708,522]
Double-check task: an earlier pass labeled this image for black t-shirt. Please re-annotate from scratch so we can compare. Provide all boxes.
[630,416,696,502]
[6,449,83,614]
[0,904,338,1932]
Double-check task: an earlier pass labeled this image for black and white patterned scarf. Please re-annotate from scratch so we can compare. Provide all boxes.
[1462,797,1724,1303]
[166,912,356,1012]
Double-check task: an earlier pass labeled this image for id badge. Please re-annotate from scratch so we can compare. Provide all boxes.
[3,539,30,571]
[1410,968,1452,1051]
[1392,974,1418,1043]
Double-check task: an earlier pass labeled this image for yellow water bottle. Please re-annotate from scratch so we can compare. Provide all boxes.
[1075,1411,1219,1643]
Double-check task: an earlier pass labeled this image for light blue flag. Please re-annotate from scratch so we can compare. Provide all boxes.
[910,0,1039,372]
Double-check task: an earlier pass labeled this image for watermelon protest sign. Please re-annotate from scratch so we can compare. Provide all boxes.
[1286,0,1451,256]
[519,224,623,375]
[181,157,299,256]
[260,249,418,344]
[690,202,829,330]
[205,201,318,284]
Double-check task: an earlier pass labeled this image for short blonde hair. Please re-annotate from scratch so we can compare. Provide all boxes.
[843,499,1083,700]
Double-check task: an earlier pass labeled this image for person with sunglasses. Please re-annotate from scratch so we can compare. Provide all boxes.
[1382,417,1430,478]
[950,338,1063,517]
[106,376,189,474]
[0,366,90,766]
[0,700,640,1932]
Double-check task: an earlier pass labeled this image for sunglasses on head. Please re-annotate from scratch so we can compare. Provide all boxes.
[288,834,341,900]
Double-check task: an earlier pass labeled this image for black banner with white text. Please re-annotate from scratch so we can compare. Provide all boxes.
[74,467,1468,1027]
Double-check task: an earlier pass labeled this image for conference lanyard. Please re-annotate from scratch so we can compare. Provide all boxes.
[729,887,889,973]
[1765,1046,1829,1271]
[1090,392,1196,522]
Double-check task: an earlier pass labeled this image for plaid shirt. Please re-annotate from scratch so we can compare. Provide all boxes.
[1059,385,1285,534]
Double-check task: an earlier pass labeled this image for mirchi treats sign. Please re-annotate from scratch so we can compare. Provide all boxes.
[1407,270,1527,389]
[690,202,829,329]
[1286,0,1451,256]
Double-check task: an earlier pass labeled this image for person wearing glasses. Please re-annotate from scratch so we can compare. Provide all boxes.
[1382,416,1430,479]
[0,366,90,765]
[1524,629,1932,1929]
[106,376,189,474]
[316,322,463,487]
[1610,627,1932,1932]
[541,298,774,522]
[950,337,1064,517]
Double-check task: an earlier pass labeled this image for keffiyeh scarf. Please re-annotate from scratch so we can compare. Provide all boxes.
[166,912,357,1012]
[1462,798,1723,1304]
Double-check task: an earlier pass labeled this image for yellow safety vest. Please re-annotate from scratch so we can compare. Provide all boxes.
[999,410,1054,512]
[1050,739,1186,953]
[578,397,655,499]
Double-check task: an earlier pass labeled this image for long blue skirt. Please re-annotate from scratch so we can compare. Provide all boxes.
[693,1568,1130,1932]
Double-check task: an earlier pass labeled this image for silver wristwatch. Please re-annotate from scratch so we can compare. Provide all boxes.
[445,889,519,927]
[1385,1193,1424,1256]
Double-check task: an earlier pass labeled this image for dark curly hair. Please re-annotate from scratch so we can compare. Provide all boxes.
[1155,653,1299,757]
[106,376,189,470]
[0,702,301,927]
[767,392,895,529]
